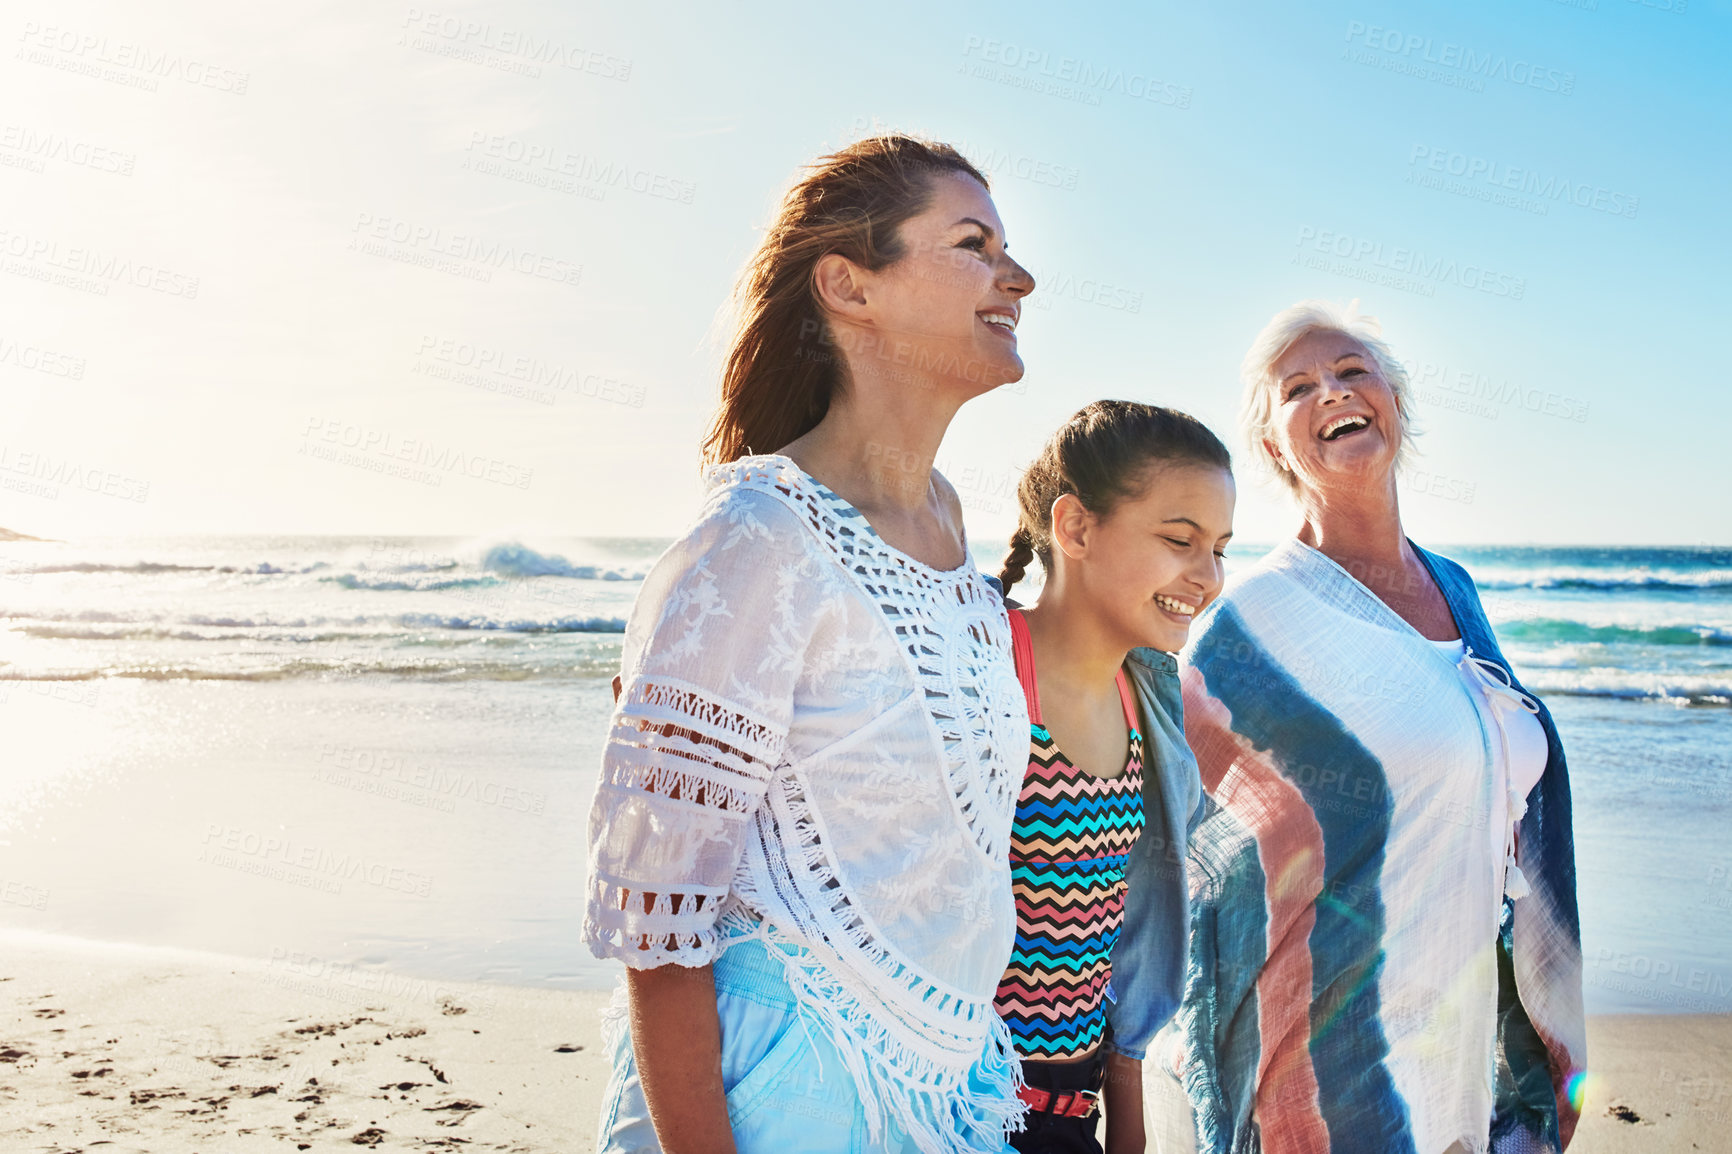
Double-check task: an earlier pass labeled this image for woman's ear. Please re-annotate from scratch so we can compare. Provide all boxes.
[812,253,871,321]
[1050,493,1094,561]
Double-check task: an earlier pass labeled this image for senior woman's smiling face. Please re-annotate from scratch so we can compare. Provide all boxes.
[1266,329,1400,491]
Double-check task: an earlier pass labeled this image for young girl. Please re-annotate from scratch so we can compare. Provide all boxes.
[993,401,1235,1154]
[585,135,1037,1154]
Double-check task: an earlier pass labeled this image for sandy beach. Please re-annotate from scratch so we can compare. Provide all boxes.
[3,930,1727,1153]
[1568,1014,1732,1153]
[0,930,613,1153]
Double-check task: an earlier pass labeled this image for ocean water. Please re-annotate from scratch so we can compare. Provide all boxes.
[0,536,1728,1013]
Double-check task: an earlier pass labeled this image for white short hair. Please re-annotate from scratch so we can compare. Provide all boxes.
[1240,299,1418,493]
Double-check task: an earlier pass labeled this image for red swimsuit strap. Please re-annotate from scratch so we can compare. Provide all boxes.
[1008,607,1043,725]
[1114,666,1140,734]
[1010,608,1140,734]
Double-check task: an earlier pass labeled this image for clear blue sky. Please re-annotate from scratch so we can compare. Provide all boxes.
[1,0,1725,544]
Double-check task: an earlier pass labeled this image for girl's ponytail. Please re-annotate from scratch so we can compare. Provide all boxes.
[998,526,1037,597]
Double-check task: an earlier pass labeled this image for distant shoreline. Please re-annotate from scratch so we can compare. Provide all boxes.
[0,526,48,542]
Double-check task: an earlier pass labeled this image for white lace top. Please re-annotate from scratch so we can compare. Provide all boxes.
[583,454,1029,1149]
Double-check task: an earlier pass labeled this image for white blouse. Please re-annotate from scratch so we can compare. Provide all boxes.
[583,454,1029,1147]
[1429,636,1548,900]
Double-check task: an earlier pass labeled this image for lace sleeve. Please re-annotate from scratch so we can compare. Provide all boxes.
[583,488,825,968]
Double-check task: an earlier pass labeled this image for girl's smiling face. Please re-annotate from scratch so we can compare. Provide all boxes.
[1055,462,1236,653]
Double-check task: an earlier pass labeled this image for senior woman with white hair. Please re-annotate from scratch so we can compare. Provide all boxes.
[1163,301,1585,1153]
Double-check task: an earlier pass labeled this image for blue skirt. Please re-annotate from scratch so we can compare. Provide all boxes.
[596,936,1016,1153]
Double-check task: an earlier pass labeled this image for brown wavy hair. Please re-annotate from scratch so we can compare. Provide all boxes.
[700,136,990,467]
[998,401,1232,597]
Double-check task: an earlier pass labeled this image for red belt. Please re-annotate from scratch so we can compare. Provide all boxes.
[1016,1085,1100,1118]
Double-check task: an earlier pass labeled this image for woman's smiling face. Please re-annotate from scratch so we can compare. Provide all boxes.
[852,171,1036,395]
[1265,329,1402,494]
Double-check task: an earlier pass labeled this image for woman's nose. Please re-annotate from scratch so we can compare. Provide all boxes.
[1000,255,1035,297]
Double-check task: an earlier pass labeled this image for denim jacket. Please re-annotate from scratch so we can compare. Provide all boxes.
[991,577,1205,1063]
[1105,645,1206,1060]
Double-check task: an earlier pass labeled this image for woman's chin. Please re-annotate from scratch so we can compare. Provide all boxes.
[1320,436,1395,471]
[970,344,1023,386]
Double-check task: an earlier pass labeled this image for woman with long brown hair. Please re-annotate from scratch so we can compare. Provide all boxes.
[585,135,1037,1153]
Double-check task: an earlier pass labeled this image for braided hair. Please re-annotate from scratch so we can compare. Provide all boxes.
[996,401,1232,597]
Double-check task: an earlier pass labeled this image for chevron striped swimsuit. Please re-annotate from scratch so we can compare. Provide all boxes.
[994,608,1146,1062]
